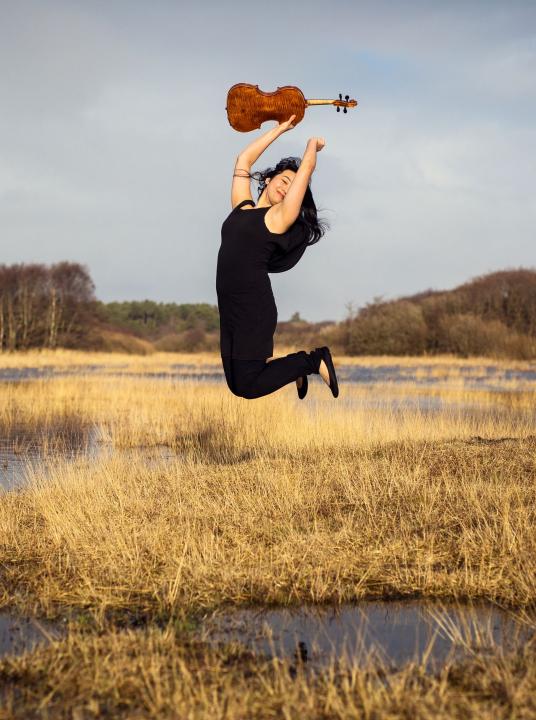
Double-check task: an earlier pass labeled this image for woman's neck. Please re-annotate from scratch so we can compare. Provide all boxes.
[256,191,273,208]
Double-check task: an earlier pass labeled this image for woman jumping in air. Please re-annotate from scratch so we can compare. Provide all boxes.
[216,114,339,400]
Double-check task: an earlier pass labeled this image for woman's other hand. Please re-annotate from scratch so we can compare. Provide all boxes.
[307,137,325,152]
[302,137,326,170]
[277,114,297,133]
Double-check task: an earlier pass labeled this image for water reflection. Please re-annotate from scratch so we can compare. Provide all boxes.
[337,364,536,389]
[0,425,99,491]
[201,600,534,670]
[2,601,532,670]
[0,364,220,383]
[1,361,536,391]
[0,612,62,658]
[0,429,181,492]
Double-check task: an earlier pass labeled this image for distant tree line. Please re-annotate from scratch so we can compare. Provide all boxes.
[0,262,96,351]
[2,262,535,359]
[337,269,536,359]
[95,300,219,336]
[94,300,220,352]
[0,263,223,353]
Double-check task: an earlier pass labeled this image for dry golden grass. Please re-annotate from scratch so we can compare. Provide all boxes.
[2,437,536,618]
[1,346,536,371]
[0,370,535,451]
[1,352,535,717]
[0,368,535,617]
[0,348,222,371]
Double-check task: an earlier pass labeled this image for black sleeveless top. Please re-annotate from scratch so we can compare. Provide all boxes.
[216,199,309,359]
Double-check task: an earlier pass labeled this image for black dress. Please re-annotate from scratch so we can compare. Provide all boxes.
[216,199,309,360]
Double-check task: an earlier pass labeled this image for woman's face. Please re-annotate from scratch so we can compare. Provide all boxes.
[265,170,296,204]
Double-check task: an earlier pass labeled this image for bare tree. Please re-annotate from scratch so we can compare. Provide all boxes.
[0,262,97,350]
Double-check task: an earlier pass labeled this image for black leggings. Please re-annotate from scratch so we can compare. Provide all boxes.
[222,350,322,399]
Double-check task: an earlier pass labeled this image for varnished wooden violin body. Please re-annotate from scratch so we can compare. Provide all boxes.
[226,83,358,132]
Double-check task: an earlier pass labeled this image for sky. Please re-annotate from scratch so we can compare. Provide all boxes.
[1,0,535,322]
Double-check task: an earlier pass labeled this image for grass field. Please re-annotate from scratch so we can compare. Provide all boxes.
[0,350,535,718]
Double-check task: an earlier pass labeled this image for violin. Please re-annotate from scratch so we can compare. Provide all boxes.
[226,83,358,132]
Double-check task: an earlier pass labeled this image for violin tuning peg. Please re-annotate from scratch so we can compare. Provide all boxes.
[345,95,349,101]
[343,107,347,113]
[339,93,342,100]
[337,106,340,112]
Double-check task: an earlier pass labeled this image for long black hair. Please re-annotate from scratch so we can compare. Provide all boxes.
[236,156,329,246]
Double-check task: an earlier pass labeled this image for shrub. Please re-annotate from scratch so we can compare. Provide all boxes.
[93,330,155,355]
[439,314,536,359]
[347,301,427,355]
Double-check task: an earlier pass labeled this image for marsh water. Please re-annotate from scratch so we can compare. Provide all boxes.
[1,601,533,671]
[0,612,63,658]
[201,600,534,670]
[0,425,101,491]
[2,361,536,389]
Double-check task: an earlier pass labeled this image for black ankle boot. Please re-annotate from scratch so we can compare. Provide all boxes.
[296,349,322,400]
[296,375,308,399]
[315,346,339,398]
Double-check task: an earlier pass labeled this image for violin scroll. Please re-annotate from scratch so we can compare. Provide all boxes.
[336,93,355,113]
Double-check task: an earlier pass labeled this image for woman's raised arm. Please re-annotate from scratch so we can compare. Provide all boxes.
[269,137,325,230]
[238,115,296,165]
[231,116,296,208]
